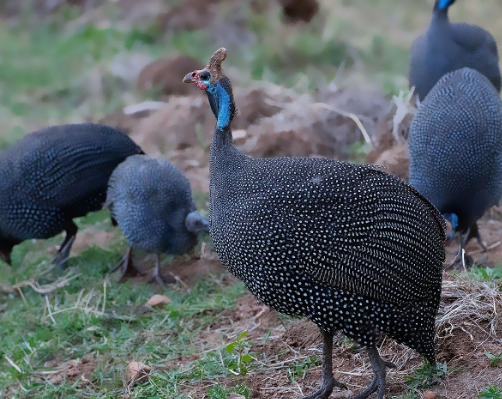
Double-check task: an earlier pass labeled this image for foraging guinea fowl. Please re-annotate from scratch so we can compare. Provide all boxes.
[184,48,446,399]
[0,123,143,268]
[409,0,501,101]
[105,155,208,285]
[409,67,502,262]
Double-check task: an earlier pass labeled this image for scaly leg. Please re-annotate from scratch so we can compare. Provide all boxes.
[300,331,347,399]
[52,221,78,270]
[349,346,395,399]
[148,254,176,288]
[111,247,144,282]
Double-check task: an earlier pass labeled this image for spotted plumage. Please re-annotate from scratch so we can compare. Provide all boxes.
[409,67,502,257]
[185,48,446,399]
[409,0,501,100]
[0,123,143,267]
[105,155,208,285]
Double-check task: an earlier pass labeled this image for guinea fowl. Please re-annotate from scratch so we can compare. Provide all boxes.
[409,67,502,264]
[105,155,208,285]
[409,0,501,101]
[183,48,446,399]
[0,123,143,268]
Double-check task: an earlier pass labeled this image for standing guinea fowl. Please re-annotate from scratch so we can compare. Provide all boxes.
[409,0,501,101]
[183,48,446,399]
[0,123,143,268]
[105,155,208,285]
[409,67,502,263]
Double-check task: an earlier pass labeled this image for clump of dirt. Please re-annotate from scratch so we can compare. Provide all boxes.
[43,356,96,385]
[278,0,319,23]
[237,84,390,160]
[98,109,154,136]
[136,56,204,98]
[128,86,283,156]
[366,90,416,180]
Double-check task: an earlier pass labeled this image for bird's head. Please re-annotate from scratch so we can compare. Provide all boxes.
[185,211,209,234]
[436,0,455,11]
[183,48,236,129]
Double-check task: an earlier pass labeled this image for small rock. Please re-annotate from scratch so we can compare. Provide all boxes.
[424,391,437,399]
[228,394,246,399]
[126,361,151,387]
[145,294,171,308]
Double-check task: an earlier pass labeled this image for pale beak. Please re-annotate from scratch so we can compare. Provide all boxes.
[183,72,194,83]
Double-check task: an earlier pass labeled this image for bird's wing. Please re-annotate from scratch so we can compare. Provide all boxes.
[452,23,498,56]
[20,137,141,209]
[248,165,445,304]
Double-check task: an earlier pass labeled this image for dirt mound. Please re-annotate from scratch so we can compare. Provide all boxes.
[365,90,416,180]
[136,56,203,98]
[278,0,319,23]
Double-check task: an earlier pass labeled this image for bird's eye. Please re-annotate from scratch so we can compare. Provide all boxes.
[200,71,211,81]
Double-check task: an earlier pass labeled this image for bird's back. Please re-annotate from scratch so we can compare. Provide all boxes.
[0,124,143,240]
[210,155,445,307]
[106,155,196,254]
[409,68,502,229]
[409,15,501,99]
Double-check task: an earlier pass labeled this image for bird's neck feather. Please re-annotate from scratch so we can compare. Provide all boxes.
[433,0,451,19]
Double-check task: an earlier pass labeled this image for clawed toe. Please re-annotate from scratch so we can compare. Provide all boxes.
[301,378,347,399]
[147,273,175,288]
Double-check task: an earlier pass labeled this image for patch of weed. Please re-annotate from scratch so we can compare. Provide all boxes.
[403,360,447,390]
[478,386,502,399]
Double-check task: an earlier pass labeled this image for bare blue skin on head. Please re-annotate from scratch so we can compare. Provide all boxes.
[185,211,209,233]
[200,75,232,130]
[438,0,453,10]
[443,212,459,240]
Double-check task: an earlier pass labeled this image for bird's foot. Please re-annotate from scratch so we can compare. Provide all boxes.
[147,273,176,289]
[300,377,347,399]
[51,236,75,271]
[111,249,145,282]
[349,347,395,399]
[349,361,395,399]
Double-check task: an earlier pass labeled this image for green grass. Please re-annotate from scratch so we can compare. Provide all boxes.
[0,221,247,398]
[403,361,448,390]
[478,386,502,399]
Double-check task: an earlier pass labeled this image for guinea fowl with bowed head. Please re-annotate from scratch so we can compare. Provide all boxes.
[409,67,502,265]
[0,124,143,268]
[183,48,446,399]
[409,0,501,101]
[105,155,208,286]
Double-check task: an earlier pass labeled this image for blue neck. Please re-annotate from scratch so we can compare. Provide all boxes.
[207,82,232,130]
[437,0,452,11]
[443,212,458,239]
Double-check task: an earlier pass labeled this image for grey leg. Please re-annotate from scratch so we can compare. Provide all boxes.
[349,346,395,399]
[111,247,144,282]
[300,331,347,399]
[52,221,77,270]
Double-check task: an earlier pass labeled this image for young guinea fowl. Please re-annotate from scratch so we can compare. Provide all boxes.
[409,67,502,265]
[105,155,208,286]
[0,124,143,268]
[409,0,501,101]
[183,48,446,399]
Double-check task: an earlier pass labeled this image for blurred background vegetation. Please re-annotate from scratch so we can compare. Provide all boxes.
[0,0,501,148]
